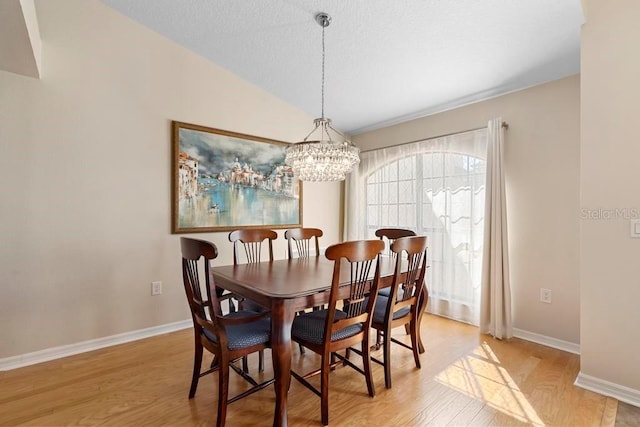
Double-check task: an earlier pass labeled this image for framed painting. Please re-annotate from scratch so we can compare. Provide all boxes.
[171,121,302,233]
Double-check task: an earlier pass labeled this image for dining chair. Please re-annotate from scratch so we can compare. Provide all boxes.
[375,227,417,258]
[284,227,323,258]
[290,239,384,426]
[370,235,428,389]
[284,227,324,354]
[373,228,419,347]
[374,228,416,296]
[228,228,277,371]
[229,228,277,265]
[180,237,274,427]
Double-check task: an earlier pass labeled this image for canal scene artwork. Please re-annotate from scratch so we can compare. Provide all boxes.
[172,121,301,233]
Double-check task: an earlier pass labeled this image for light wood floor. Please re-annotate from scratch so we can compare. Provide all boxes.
[0,314,631,426]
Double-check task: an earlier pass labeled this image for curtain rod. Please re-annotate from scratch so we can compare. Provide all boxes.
[359,121,508,154]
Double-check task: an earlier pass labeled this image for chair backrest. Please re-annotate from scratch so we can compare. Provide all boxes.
[284,227,323,259]
[324,240,385,340]
[387,235,428,319]
[228,229,277,265]
[180,237,223,335]
[375,228,417,257]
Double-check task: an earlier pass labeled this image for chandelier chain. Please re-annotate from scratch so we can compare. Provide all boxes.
[321,23,325,120]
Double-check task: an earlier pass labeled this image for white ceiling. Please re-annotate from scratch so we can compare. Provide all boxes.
[98,0,583,135]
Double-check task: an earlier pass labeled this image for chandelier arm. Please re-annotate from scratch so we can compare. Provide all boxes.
[327,123,348,141]
[321,121,333,142]
[302,121,322,142]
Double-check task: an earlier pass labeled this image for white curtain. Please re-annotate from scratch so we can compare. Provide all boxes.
[345,129,488,325]
[480,118,512,339]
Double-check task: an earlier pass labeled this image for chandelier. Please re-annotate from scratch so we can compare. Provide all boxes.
[285,13,360,182]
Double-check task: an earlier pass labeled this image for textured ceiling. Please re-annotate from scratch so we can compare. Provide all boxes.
[98,0,583,135]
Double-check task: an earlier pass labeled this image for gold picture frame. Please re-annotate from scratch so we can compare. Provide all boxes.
[172,121,302,233]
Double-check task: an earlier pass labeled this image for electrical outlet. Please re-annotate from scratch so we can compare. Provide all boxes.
[151,281,162,296]
[540,288,552,304]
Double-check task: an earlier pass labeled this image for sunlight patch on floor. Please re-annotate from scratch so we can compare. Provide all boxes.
[435,341,545,426]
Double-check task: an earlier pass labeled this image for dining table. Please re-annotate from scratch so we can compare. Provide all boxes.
[212,254,426,427]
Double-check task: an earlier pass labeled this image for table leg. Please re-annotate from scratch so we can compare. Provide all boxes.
[271,300,295,427]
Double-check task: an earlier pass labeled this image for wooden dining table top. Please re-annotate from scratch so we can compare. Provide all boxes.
[212,255,399,309]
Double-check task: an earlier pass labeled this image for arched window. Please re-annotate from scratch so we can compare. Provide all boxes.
[347,129,487,325]
[366,156,417,232]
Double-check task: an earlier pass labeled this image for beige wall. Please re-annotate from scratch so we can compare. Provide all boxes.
[580,0,640,391]
[354,76,581,344]
[0,0,342,359]
[8,2,638,398]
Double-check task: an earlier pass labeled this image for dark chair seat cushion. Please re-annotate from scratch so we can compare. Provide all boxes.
[203,311,271,350]
[378,288,391,297]
[292,309,363,346]
[370,295,411,324]
[379,283,415,298]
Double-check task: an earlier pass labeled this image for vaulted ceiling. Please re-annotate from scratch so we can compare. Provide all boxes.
[99,0,583,134]
[4,1,584,135]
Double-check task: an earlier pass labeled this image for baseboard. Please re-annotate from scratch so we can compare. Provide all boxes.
[0,319,192,371]
[512,328,580,354]
[575,372,640,407]
[0,322,582,371]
